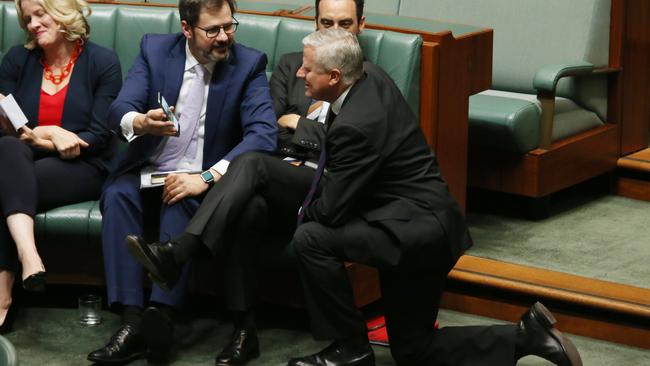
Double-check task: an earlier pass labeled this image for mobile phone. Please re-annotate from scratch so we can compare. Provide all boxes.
[157,92,180,137]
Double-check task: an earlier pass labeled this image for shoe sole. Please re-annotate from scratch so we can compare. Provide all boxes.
[531,302,583,366]
[125,236,172,291]
[87,351,143,364]
[214,349,260,366]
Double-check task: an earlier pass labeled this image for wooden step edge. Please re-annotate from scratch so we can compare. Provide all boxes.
[617,156,650,172]
[617,147,650,172]
[448,255,650,319]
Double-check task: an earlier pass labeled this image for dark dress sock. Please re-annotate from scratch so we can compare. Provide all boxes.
[122,305,144,332]
[233,309,256,331]
[150,302,176,322]
[172,233,202,265]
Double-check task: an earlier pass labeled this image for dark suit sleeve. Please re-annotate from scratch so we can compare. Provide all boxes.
[291,118,325,151]
[270,54,325,153]
[269,53,295,118]
[221,53,277,162]
[305,123,382,226]
[76,49,122,154]
[106,35,153,134]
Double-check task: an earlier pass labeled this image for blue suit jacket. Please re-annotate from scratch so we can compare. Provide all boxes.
[108,33,277,176]
[0,42,123,171]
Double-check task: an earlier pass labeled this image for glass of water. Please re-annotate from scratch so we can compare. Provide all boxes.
[78,294,102,326]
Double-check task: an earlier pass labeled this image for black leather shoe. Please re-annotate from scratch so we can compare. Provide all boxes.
[87,325,145,364]
[125,235,180,291]
[215,328,260,366]
[287,341,375,366]
[22,271,46,292]
[141,307,174,363]
[516,302,583,366]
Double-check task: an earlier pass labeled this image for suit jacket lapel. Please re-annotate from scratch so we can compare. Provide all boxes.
[20,54,43,127]
[163,37,186,105]
[204,47,235,147]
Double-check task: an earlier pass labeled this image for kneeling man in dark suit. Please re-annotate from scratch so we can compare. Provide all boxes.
[284,29,584,366]
[127,28,584,366]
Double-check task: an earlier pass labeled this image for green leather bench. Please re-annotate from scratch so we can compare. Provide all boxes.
[0,1,422,304]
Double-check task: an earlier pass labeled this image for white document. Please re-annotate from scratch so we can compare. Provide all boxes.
[0,94,28,131]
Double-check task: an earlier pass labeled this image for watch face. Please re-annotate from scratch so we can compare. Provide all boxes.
[201,170,214,183]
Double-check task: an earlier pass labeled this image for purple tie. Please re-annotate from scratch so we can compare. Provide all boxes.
[153,63,206,171]
[296,110,335,226]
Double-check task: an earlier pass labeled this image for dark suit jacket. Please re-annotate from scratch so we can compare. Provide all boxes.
[108,33,277,176]
[0,42,122,171]
[270,52,328,160]
[305,66,473,272]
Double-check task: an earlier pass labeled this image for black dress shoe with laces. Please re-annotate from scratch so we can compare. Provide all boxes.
[215,328,260,366]
[288,341,375,366]
[87,325,145,364]
[141,307,174,363]
[516,302,583,366]
[125,235,181,291]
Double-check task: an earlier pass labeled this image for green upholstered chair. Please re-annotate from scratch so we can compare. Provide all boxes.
[396,0,621,210]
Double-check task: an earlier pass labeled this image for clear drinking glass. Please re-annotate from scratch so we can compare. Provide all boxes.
[78,294,102,326]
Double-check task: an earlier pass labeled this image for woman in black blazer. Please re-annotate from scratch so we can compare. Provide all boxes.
[0,0,121,332]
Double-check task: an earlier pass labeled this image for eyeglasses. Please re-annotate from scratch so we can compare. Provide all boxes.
[195,17,239,38]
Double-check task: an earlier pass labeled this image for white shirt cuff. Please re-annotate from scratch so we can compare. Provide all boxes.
[211,160,230,176]
[120,111,141,142]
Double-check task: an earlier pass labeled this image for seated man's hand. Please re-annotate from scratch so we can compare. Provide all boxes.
[277,113,300,130]
[133,108,178,136]
[162,171,221,205]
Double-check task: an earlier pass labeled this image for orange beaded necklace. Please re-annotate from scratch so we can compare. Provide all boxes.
[40,41,83,85]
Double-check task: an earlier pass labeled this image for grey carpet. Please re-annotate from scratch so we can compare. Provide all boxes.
[4,306,650,365]
[466,192,650,289]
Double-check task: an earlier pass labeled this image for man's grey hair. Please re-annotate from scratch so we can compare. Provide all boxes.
[302,28,364,86]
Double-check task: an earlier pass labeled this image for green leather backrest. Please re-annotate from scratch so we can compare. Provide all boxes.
[142,0,404,15]
[397,0,611,120]
[0,2,421,114]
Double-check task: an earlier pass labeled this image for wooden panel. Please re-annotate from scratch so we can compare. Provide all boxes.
[419,42,440,149]
[619,0,650,154]
[469,125,619,197]
[614,176,650,201]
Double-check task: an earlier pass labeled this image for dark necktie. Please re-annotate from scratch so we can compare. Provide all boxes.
[296,110,336,226]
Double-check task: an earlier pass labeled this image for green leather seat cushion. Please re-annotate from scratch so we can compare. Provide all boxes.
[470,89,604,153]
[35,201,103,246]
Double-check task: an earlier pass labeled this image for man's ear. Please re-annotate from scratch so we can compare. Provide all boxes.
[358,15,366,33]
[329,69,342,86]
[181,20,193,39]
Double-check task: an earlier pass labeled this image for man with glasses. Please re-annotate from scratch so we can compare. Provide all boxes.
[87,0,276,364]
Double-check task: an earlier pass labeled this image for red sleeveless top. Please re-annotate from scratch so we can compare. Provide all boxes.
[37,84,69,127]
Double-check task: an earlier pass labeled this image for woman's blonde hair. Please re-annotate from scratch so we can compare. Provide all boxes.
[15,0,92,50]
